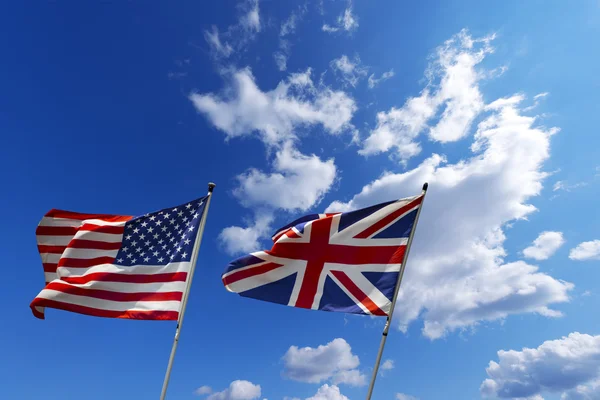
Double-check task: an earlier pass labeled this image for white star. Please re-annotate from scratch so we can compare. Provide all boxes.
[170,254,175,260]
[161,226,168,232]
[132,240,138,246]
[153,234,159,239]
[159,211,164,215]
[178,229,183,235]
[144,257,150,262]
[158,257,164,263]
[149,245,155,251]
[175,224,180,229]
[141,222,148,228]
[167,249,171,255]
[153,251,159,257]
[170,237,175,242]
[189,208,195,214]
[158,239,164,244]
[188,226,194,232]
[183,217,189,223]
[132,258,137,263]
[140,233,146,239]
[166,232,172,238]
[177,211,184,217]
[133,227,140,234]
[176,246,182,253]
[145,240,151,246]
[126,234,132,240]
[184,239,191,245]
[148,227,154,233]
[127,253,133,259]
[156,220,162,226]
[182,252,187,258]
[169,219,175,225]
[199,201,204,206]
[136,247,142,253]
[164,213,170,219]
[185,203,192,209]
[140,251,146,257]
[123,247,129,252]
[117,258,124,263]
[150,215,156,221]
[162,245,167,250]
[193,212,199,219]
[173,207,178,212]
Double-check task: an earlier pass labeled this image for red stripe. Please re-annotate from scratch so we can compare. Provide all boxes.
[44,209,131,222]
[43,263,58,273]
[42,281,183,302]
[79,224,125,234]
[57,256,116,268]
[223,262,283,286]
[354,196,423,239]
[31,306,45,319]
[61,272,187,285]
[30,299,178,320]
[330,270,387,316]
[38,245,66,254]
[67,239,122,250]
[36,226,79,236]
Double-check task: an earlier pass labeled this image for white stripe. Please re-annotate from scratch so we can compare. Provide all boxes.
[38,217,83,227]
[57,261,191,278]
[39,253,61,264]
[60,248,119,260]
[34,290,181,312]
[36,236,72,246]
[325,262,402,273]
[341,269,393,313]
[224,263,300,293]
[82,219,128,227]
[45,272,58,282]
[287,262,306,307]
[54,280,187,294]
[72,231,123,243]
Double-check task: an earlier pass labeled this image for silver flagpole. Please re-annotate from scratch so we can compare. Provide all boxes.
[159,182,216,400]
[365,182,428,400]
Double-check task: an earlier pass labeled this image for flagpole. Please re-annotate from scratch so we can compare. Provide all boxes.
[159,182,216,400]
[365,182,428,400]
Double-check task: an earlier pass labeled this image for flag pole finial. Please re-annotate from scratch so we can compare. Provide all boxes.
[208,182,216,193]
[422,182,428,191]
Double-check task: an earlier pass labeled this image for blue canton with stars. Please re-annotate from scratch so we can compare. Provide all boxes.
[113,196,208,266]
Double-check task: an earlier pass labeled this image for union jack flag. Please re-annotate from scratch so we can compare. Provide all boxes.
[222,194,424,316]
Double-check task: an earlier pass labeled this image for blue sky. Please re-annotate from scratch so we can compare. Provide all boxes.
[2,1,600,399]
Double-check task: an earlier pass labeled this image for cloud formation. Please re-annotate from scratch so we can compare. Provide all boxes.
[330,55,368,87]
[569,240,600,261]
[481,333,600,399]
[360,30,493,161]
[327,93,572,339]
[282,338,366,387]
[523,231,565,261]
[322,2,358,33]
[368,69,395,89]
[207,380,261,400]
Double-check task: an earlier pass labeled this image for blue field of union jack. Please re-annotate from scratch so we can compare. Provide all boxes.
[222,194,424,316]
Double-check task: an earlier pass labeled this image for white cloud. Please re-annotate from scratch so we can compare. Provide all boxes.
[330,55,368,87]
[233,142,337,212]
[280,5,306,37]
[368,69,395,89]
[207,380,261,400]
[204,26,233,58]
[190,68,356,147]
[553,180,587,192]
[306,385,349,400]
[240,0,261,33]
[569,240,600,261]
[381,359,394,371]
[219,212,274,255]
[327,93,572,339]
[282,338,365,386]
[274,52,287,71]
[480,332,600,399]
[523,92,549,112]
[196,386,213,396]
[322,2,358,33]
[331,369,367,387]
[523,231,565,261]
[359,30,494,161]
[396,394,419,400]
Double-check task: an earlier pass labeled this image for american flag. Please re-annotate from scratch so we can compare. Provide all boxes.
[30,196,208,320]
[222,194,423,316]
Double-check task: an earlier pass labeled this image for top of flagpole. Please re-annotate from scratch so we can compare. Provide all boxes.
[208,182,216,193]
[422,182,428,192]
